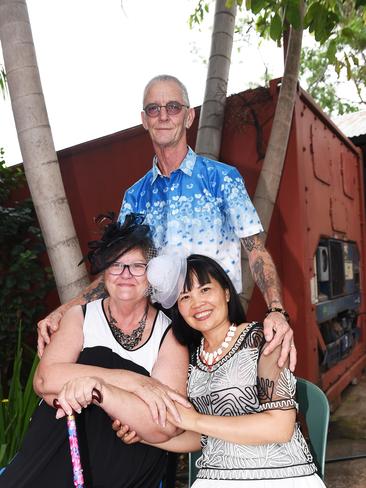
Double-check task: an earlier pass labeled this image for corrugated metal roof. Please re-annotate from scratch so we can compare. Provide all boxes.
[333,109,366,138]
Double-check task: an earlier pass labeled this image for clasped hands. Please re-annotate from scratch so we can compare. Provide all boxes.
[53,374,190,428]
[112,401,197,445]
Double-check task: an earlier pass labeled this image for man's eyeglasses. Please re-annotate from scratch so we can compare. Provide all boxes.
[143,101,188,118]
[108,262,147,277]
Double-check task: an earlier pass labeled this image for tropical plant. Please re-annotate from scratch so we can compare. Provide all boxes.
[0,149,54,393]
[300,4,366,115]
[195,0,237,159]
[0,0,90,303]
[191,0,366,115]
[0,325,39,468]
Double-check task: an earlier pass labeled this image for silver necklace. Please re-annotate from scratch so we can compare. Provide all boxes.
[200,324,236,366]
[107,302,149,350]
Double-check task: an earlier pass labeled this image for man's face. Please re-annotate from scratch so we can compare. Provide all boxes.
[141,80,195,149]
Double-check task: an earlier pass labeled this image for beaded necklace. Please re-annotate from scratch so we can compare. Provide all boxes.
[107,302,149,350]
[199,324,237,366]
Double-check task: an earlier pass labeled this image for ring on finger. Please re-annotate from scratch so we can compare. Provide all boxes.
[290,343,295,348]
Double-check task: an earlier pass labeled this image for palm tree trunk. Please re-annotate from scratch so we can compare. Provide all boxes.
[195,0,237,160]
[0,0,89,302]
[240,1,305,311]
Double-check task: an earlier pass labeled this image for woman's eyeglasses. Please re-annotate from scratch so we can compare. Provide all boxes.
[143,101,188,118]
[108,262,147,277]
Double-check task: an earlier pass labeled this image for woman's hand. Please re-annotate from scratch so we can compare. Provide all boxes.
[167,401,199,432]
[132,377,191,427]
[112,419,141,444]
[55,376,104,419]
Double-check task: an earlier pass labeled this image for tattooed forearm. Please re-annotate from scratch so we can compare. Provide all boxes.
[251,256,282,306]
[242,234,265,253]
[83,278,108,303]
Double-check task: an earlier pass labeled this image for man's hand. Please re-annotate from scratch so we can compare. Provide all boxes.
[262,311,296,371]
[37,309,64,357]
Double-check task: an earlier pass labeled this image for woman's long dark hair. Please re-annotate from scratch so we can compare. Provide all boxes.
[171,254,246,348]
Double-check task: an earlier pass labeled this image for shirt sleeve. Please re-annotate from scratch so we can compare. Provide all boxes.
[257,342,298,412]
[220,166,263,238]
[118,191,136,224]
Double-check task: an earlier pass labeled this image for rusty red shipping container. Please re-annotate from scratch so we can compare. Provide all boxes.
[13,79,366,407]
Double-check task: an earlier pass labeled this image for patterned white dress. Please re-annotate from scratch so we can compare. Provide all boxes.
[188,322,326,487]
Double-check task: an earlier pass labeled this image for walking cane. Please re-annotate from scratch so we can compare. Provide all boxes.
[53,389,102,488]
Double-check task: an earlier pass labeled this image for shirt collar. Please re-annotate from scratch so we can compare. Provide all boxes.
[151,146,197,183]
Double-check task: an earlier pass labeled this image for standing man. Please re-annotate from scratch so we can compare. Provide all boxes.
[38,74,296,369]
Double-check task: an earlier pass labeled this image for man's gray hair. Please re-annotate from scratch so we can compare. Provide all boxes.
[143,75,190,107]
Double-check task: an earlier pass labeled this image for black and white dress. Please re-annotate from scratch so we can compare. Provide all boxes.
[0,299,171,488]
[188,322,326,487]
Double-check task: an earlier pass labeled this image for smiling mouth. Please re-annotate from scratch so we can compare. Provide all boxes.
[194,310,212,320]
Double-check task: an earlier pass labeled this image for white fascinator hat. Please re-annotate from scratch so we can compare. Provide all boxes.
[147,250,187,309]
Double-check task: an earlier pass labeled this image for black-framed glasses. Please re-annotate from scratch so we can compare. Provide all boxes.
[108,262,147,277]
[143,101,188,118]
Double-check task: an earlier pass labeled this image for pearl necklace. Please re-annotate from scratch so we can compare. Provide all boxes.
[200,324,237,366]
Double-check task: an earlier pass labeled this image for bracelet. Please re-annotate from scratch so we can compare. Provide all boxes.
[265,307,290,322]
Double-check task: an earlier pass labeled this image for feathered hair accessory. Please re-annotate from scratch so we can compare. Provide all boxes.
[147,249,187,308]
[81,212,155,275]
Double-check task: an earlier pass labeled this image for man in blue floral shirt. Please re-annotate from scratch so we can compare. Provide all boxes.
[38,75,296,370]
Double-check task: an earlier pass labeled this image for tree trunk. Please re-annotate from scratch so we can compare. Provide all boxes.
[0,0,89,303]
[240,2,305,311]
[195,0,237,160]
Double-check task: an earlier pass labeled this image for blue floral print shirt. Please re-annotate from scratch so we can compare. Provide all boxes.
[118,147,263,292]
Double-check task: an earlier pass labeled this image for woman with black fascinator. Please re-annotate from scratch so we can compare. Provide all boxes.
[0,214,189,488]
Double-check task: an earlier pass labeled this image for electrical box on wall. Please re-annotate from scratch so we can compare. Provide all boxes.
[314,238,361,371]
[316,246,329,282]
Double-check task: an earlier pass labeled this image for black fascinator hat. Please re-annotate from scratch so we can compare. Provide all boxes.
[82,212,155,275]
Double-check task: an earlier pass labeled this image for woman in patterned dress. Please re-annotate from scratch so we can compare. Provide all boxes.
[114,253,327,487]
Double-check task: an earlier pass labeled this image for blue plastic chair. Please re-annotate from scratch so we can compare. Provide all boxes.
[188,377,330,485]
[296,377,329,479]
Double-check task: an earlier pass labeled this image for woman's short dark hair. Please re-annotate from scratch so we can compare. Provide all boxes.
[84,213,155,275]
[171,254,246,347]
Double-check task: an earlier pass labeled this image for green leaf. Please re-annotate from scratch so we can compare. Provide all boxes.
[303,3,318,29]
[286,1,302,29]
[270,12,283,41]
[344,54,352,80]
[326,39,337,63]
[251,0,266,15]
[355,0,366,8]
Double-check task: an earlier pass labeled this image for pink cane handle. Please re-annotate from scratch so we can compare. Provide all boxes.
[53,388,103,409]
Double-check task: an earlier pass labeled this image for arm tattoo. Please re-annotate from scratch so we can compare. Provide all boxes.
[83,279,108,303]
[242,234,265,253]
[252,257,280,300]
[243,233,283,305]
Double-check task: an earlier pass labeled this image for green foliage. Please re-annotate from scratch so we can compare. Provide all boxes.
[0,325,39,467]
[0,149,55,394]
[190,0,366,114]
[300,2,366,114]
